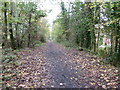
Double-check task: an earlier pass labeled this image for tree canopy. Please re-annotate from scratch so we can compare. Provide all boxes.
[52,1,120,67]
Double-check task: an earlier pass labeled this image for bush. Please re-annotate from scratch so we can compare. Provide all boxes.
[112,52,120,67]
[60,41,78,48]
[98,48,107,58]
[34,40,41,47]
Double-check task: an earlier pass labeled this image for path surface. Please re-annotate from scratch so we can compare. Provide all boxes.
[12,42,119,88]
[42,42,84,88]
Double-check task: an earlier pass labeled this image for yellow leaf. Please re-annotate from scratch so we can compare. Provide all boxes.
[90,82,95,85]
[75,72,78,74]
[75,78,78,80]
[102,85,106,89]
[42,84,45,86]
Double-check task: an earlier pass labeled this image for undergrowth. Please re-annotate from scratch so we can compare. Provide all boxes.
[1,48,20,89]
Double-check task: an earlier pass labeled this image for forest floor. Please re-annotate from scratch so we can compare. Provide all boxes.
[10,42,119,88]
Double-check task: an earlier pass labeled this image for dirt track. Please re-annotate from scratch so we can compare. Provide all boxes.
[12,42,119,88]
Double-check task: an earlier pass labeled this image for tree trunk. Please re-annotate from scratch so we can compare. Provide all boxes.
[9,2,16,50]
[15,23,19,49]
[15,11,21,49]
[28,13,32,47]
[118,41,120,61]
[3,2,8,48]
[96,29,100,51]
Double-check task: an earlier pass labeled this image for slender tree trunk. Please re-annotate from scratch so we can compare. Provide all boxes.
[3,2,8,48]
[118,41,120,61]
[15,23,19,49]
[15,11,21,49]
[110,27,113,54]
[9,2,16,50]
[91,28,96,52]
[96,4,101,52]
[96,29,100,51]
[28,13,32,47]
[114,24,118,53]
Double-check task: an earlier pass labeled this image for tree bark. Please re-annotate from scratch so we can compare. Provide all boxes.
[9,2,16,50]
[28,13,32,47]
[3,2,8,48]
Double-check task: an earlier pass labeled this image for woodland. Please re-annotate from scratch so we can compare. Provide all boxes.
[52,1,120,67]
[0,1,120,89]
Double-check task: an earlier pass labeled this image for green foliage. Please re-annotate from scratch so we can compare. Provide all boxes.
[1,2,48,49]
[1,2,49,87]
[2,76,11,81]
[34,40,41,47]
[4,55,17,59]
[98,48,107,58]
[111,52,120,67]
[60,41,78,48]
[52,1,120,67]
[2,47,20,88]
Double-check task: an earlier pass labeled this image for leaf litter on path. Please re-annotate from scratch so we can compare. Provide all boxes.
[6,42,119,88]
